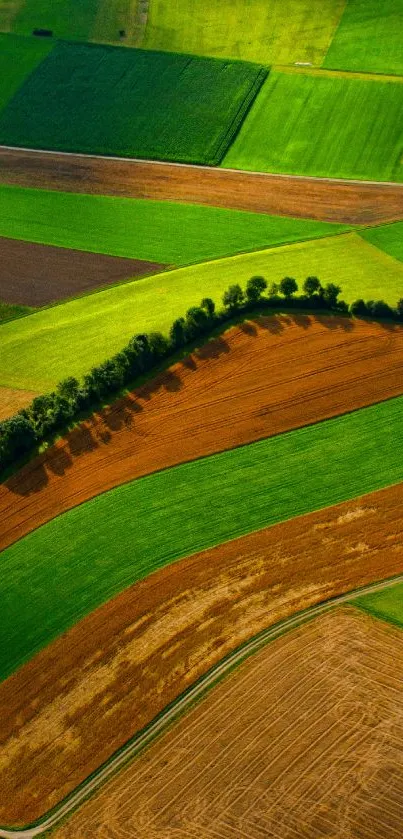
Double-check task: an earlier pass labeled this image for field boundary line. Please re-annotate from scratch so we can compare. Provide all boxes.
[1,572,403,837]
[1,145,402,189]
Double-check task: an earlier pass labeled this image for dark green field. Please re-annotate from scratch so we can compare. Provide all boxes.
[0,39,267,163]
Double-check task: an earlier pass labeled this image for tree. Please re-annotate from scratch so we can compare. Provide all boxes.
[396,299,403,321]
[246,275,267,304]
[268,282,279,296]
[222,284,244,312]
[279,277,298,299]
[170,317,188,349]
[200,297,215,319]
[350,299,368,317]
[303,276,322,297]
[0,414,36,468]
[323,283,341,309]
[57,376,80,403]
[148,331,170,360]
[367,299,394,319]
[185,305,209,337]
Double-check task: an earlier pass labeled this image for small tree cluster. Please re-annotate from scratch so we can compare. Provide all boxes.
[350,298,403,321]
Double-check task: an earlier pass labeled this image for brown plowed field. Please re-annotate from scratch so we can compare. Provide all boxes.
[54,607,403,839]
[2,315,403,553]
[0,236,166,306]
[0,387,38,421]
[1,148,402,223]
[1,482,403,825]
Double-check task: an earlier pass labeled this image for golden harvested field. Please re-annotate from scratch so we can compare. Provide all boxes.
[54,607,403,839]
[1,148,403,223]
[1,481,403,825]
[3,315,403,552]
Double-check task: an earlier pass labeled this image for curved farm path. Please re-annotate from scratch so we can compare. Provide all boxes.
[1,147,402,223]
[52,606,403,839]
[0,481,403,826]
[2,315,403,552]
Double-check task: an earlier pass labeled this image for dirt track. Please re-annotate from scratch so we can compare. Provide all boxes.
[2,315,403,553]
[1,482,403,825]
[0,237,166,306]
[1,148,402,223]
[53,606,403,839]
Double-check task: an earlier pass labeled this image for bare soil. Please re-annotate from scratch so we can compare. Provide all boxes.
[0,386,38,421]
[1,148,402,223]
[0,236,166,306]
[2,315,403,552]
[1,482,403,825]
[53,607,403,839]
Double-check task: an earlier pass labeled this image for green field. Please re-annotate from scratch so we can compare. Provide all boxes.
[0,39,267,163]
[0,185,349,264]
[1,232,402,392]
[324,0,403,76]
[0,32,52,111]
[11,0,98,41]
[353,581,403,628]
[143,0,345,66]
[2,395,403,682]
[223,69,403,181]
[360,223,403,264]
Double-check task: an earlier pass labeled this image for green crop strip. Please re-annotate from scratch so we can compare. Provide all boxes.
[353,581,403,628]
[223,69,403,182]
[1,395,403,683]
[0,185,350,264]
[0,39,267,164]
[1,232,402,392]
[324,0,403,76]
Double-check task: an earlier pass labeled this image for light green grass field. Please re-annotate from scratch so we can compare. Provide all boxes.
[353,581,403,628]
[2,395,403,682]
[324,0,403,76]
[143,0,345,66]
[0,39,266,163]
[0,185,349,264]
[1,232,402,392]
[223,69,403,181]
[0,32,53,111]
[360,223,403,264]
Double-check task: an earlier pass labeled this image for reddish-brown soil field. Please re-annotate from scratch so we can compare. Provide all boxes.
[2,315,403,553]
[0,386,38,421]
[1,148,402,223]
[0,236,166,306]
[54,607,403,839]
[1,482,403,825]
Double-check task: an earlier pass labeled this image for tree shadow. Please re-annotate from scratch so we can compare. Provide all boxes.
[6,308,397,497]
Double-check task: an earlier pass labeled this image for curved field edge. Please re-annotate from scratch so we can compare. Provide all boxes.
[2,231,403,391]
[2,151,403,225]
[1,570,402,834]
[3,315,403,552]
[51,607,403,839]
[2,394,403,685]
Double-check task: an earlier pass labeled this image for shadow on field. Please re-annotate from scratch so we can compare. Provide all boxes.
[5,312,399,497]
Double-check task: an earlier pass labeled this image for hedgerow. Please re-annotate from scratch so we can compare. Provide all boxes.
[1,276,402,474]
